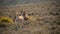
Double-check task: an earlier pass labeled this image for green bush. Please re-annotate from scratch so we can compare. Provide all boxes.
[0,16,16,28]
[0,16,14,24]
[0,16,16,31]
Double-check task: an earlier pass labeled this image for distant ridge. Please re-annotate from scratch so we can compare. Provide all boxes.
[0,0,59,6]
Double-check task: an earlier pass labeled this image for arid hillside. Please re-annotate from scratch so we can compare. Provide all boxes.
[0,3,60,34]
[0,0,58,6]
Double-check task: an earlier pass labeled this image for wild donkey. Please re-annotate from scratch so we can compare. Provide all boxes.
[14,12,28,31]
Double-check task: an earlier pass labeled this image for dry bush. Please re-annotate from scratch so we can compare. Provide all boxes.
[26,15,37,22]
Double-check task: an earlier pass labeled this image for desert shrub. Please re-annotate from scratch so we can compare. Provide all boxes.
[58,9,60,11]
[26,15,37,22]
[28,14,31,16]
[0,16,16,28]
[0,16,14,23]
[0,16,16,31]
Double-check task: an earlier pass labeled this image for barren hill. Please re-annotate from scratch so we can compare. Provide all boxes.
[0,2,60,34]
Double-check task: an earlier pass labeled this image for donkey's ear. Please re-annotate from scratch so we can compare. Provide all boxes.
[23,12,26,15]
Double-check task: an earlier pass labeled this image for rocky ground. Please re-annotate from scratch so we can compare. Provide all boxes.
[0,2,60,34]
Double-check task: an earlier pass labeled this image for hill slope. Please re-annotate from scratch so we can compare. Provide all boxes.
[0,0,60,6]
[0,2,60,34]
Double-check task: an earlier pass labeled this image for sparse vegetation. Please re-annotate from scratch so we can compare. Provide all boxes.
[0,2,60,34]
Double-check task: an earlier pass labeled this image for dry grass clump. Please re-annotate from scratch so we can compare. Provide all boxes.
[26,15,37,22]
